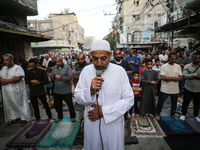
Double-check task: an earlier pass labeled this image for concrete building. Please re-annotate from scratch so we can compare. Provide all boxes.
[82,36,96,54]
[28,13,84,55]
[0,0,52,60]
[114,0,167,50]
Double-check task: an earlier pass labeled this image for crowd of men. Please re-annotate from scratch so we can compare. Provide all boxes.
[0,40,199,149]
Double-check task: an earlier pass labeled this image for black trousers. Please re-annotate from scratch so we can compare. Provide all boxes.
[54,93,76,119]
[156,92,178,116]
[182,88,200,117]
[30,95,52,120]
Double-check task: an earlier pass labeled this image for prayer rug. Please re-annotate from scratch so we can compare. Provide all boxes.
[164,133,200,150]
[37,117,80,148]
[185,117,200,132]
[130,116,165,138]
[6,120,51,148]
[158,116,197,135]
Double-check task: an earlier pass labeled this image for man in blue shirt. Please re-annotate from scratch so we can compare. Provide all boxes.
[125,49,140,79]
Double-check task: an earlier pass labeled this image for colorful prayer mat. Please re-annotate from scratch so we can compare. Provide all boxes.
[6,119,51,148]
[185,117,200,132]
[37,117,80,148]
[158,116,197,135]
[130,116,165,138]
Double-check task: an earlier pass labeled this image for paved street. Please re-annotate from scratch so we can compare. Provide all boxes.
[0,97,195,150]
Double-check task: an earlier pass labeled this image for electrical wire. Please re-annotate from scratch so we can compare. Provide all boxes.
[40,3,116,33]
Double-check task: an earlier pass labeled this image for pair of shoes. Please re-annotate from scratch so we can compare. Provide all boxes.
[179,115,185,121]
[55,118,62,123]
[194,117,200,123]
[20,120,27,127]
[71,118,76,122]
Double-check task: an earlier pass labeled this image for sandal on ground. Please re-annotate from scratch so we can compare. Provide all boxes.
[5,120,18,127]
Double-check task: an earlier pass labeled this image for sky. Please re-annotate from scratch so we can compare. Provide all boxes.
[28,0,117,39]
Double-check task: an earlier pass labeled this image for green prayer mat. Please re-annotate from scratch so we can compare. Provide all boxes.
[37,117,80,148]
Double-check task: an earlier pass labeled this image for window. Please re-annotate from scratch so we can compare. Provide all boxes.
[136,0,139,6]
[62,26,65,31]
[147,14,151,17]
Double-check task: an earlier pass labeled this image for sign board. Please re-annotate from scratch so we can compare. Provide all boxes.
[31,40,75,48]
[161,13,167,26]
[142,30,151,43]
[120,33,127,44]
[170,9,181,17]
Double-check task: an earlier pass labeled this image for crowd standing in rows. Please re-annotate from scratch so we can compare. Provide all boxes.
[0,40,199,149]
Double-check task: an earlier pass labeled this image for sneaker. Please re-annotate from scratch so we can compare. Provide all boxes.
[71,118,76,122]
[179,115,185,121]
[194,117,200,123]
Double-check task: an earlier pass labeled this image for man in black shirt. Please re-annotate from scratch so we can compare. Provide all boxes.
[110,49,132,75]
[48,55,56,71]
[26,58,54,124]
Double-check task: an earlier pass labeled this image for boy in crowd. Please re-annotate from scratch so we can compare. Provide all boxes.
[140,59,159,118]
[130,71,142,120]
[152,58,162,96]
[46,68,54,102]
[140,60,147,75]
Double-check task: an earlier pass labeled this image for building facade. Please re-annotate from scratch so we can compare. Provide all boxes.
[113,0,167,50]
[28,13,84,55]
[0,0,52,60]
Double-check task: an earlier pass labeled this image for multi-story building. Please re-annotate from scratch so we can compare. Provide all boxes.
[28,13,84,54]
[114,0,167,50]
[0,0,52,60]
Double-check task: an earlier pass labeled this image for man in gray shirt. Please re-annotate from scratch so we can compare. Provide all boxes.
[180,52,200,122]
[50,55,76,123]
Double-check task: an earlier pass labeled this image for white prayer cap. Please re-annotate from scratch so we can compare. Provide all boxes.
[91,39,110,52]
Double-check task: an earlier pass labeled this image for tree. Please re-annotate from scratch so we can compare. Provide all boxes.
[104,29,118,50]
[60,8,70,14]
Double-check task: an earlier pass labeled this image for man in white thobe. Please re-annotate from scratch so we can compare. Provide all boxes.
[74,40,134,150]
[0,54,31,127]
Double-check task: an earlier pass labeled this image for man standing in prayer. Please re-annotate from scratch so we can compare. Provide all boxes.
[26,58,54,124]
[42,54,51,69]
[125,49,140,79]
[50,55,76,123]
[0,54,31,127]
[156,52,183,121]
[74,39,134,150]
[180,52,200,122]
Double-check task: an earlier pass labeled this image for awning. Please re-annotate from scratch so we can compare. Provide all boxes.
[0,20,52,42]
[0,28,52,42]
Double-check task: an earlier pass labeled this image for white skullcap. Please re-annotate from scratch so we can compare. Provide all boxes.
[91,39,110,52]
